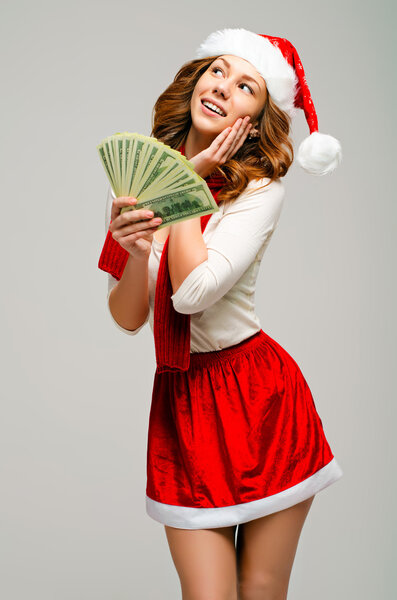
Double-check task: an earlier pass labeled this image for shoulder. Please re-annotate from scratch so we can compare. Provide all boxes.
[222,176,285,218]
[244,176,285,202]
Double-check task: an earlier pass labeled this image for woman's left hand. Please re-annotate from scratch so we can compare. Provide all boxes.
[189,116,252,179]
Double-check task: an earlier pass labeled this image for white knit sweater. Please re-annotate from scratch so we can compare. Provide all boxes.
[105,177,285,352]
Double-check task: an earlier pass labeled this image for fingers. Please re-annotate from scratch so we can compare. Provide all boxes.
[110,195,137,222]
[112,214,162,237]
[117,225,159,244]
[111,221,161,249]
[223,117,252,161]
[213,126,234,149]
[110,197,162,237]
[213,118,244,153]
[213,116,252,164]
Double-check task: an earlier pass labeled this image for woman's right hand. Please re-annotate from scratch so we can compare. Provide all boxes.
[109,196,163,259]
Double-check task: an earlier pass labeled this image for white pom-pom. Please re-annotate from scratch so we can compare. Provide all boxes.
[296,131,342,175]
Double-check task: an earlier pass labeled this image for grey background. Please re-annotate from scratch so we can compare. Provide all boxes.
[1,0,395,598]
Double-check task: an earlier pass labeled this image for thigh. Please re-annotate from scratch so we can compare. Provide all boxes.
[164,524,238,600]
[236,496,315,598]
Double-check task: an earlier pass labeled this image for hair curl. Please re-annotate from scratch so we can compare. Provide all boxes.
[150,57,294,207]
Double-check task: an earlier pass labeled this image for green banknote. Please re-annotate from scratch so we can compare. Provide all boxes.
[97,132,220,227]
[120,183,218,228]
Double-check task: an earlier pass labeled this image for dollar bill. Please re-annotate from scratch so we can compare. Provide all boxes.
[120,183,219,229]
[97,132,220,226]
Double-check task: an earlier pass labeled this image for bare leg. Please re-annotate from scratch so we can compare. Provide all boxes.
[164,524,238,600]
[236,496,315,600]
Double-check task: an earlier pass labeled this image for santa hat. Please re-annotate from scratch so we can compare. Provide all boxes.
[195,28,342,175]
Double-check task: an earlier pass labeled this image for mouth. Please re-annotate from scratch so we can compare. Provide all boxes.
[200,99,227,117]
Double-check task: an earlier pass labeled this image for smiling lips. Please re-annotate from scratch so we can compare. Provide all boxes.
[201,99,227,117]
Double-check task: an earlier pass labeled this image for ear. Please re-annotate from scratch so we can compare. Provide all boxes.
[248,127,260,138]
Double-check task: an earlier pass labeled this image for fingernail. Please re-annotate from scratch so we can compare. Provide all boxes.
[146,211,154,217]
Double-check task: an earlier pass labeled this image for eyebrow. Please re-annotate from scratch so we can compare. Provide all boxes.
[215,57,261,90]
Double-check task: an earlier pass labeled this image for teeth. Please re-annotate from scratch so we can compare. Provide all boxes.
[202,100,225,116]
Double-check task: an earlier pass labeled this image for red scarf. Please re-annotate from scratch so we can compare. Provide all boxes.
[98,143,226,373]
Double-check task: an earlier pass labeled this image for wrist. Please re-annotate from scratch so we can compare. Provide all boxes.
[127,250,150,264]
[190,155,218,179]
[198,164,217,179]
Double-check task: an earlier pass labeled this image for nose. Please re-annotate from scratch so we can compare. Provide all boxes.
[212,80,230,99]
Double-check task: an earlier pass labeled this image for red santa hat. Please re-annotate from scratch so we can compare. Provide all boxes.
[195,28,342,176]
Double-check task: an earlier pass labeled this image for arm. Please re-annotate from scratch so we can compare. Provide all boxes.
[105,186,149,335]
[107,255,150,334]
[168,217,208,294]
[167,117,256,303]
[170,178,285,315]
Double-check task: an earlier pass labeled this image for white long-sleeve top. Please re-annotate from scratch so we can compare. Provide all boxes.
[105,176,285,353]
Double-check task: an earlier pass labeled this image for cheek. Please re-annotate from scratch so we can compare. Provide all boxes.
[228,103,255,122]
[192,85,203,105]
[196,79,207,95]
[234,94,254,111]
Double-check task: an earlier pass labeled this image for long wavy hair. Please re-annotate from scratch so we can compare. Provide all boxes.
[150,56,294,207]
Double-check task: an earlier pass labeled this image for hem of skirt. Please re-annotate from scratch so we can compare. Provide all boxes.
[145,457,343,529]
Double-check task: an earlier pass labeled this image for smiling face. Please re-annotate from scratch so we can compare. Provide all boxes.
[190,54,267,136]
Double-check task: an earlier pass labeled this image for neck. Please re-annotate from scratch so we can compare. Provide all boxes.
[184,125,217,160]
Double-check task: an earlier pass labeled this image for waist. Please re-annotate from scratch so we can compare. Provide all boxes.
[188,329,266,369]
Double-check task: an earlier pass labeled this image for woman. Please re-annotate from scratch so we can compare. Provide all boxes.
[99,28,343,600]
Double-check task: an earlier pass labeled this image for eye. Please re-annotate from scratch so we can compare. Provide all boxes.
[211,66,254,94]
[241,83,254,94]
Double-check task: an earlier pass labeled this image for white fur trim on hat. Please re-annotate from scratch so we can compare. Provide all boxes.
[195,28,299,118]
[296,132,342,176]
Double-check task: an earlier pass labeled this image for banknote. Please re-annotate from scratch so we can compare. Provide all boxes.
[97,132,220,228]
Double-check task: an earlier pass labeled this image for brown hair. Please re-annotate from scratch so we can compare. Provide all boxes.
[150,57,294,207]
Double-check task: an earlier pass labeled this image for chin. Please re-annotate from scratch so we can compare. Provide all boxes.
[192,114,225,135]
[191,99,228,129]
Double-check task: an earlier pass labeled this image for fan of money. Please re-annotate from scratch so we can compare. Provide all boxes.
[97,132,220,229]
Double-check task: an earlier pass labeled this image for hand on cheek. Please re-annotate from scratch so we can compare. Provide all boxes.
[189,116,253,178]
[222,116,253,160]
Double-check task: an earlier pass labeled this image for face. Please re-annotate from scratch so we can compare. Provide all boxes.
[190,54,267,136]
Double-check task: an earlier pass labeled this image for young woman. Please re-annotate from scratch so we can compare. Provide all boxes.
[99,28,343,600]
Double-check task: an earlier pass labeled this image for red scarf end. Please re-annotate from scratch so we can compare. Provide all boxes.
[98,228,129,280]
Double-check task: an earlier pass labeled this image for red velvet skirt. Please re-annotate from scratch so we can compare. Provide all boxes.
[146,328,343,529]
